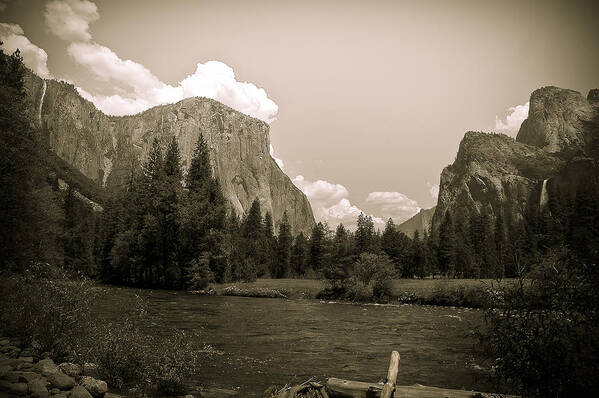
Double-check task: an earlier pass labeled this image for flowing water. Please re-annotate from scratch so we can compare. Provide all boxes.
[93,287,492,396]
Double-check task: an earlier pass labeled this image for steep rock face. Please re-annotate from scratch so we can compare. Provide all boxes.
[397,207,435,238]
[24,71,315,234]
[432,86,599,237]
[516,86,595,152]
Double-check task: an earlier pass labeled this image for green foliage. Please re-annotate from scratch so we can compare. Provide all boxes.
[273,212,292,278]
[185,256,215,290]
[321,253,395,302]
[480,247,599,397]
[290,232,308,276]
[0,263,97,361]
[0,264,204,395]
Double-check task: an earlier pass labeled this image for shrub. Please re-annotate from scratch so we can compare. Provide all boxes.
[479,247,599,397]
[186,256,215,290]
[0,263,204,396]
[0,262,98,362]
[319,253,395,302]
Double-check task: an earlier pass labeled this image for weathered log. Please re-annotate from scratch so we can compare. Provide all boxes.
[325,378,517,398]
[381,351,399,398]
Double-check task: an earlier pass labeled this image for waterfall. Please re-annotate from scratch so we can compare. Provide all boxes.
[539,178,549,209]
[38,80,46,124]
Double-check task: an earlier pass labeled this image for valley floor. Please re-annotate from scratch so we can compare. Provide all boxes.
[212,278,517,307]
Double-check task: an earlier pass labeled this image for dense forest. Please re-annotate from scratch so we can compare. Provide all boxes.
[2,47,599,292]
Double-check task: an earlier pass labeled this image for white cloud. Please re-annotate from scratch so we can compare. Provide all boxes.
[67,42,162,93]
[427,182,439,200]
[0,23,51,79]
[44,0,99,42]
[292,175,384,230]
[495,101,529,136]
[44,0,278,122]
[269,144,285,170]
[365,191,420,223]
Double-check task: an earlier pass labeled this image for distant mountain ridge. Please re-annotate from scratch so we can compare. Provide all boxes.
[397,207,435,238]
[22,69,315,234]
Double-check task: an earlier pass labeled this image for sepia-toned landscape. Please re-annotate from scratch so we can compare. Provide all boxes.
[1,1,598,398]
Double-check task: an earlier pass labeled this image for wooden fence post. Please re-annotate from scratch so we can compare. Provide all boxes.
[381,351,399,398]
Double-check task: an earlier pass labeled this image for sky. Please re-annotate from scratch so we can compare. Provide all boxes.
[1,0,598,230]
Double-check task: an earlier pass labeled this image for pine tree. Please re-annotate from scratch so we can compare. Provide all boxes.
[262,212,275,276]
[0,48,42,270]
[438,210,455,277]
[185,133,211,192]
[355,213,375,254]
[274,212,292,278]
[308,222,326,271]
[291,233,308,276]
[162,136,184,287]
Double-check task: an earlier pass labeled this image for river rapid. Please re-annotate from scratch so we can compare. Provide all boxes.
[93,286,492,397]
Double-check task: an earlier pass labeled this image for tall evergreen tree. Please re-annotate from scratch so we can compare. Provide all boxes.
[0,48,41,270]
[308,222,326,271]
[274,212,292,278]
[355,213,375,254]
[438,210,455,276]
[291,232,308,276]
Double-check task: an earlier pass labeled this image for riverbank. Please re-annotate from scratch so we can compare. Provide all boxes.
[211,278,514,308]
[0,335,118,398]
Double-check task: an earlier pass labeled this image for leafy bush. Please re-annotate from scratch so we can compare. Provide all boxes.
[186,256,215,290]
[479,247,599,397]
[0,262,98,362]
[320,253,395,302]
[424,282,490,308]
[0,263,204,396]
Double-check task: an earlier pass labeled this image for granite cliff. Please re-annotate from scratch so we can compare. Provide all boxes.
[432,86,599,237]
[23,70,315,234]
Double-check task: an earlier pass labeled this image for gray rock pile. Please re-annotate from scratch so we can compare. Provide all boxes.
[0,337,119,398]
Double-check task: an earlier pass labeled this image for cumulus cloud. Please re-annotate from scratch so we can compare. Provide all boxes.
[44,0,278,122]
[495,101,529,136]
[269,144,285,170]
[0,23,51,79]
[365,191,420,223]
[44,0,99,42]
[292,176,384,230]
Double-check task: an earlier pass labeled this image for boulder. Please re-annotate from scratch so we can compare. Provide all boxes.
[80,376,108,398]
[0,364,12,377]
[55,393,68,398]
[68,385,93,398]
[0,339,10,346]
[16,370,43,383]
[51,388,61,394]
[104,393,121,398]
[82,363,99,378]
[59,363,82,377]
[17,356,33,363]
[47,371,76,390]
[28,378,50,398]
[0,380,28,395]
[35,359,60,376]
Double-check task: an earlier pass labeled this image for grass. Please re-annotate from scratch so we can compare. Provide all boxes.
[213,278,325,299]
[212,278,519,307]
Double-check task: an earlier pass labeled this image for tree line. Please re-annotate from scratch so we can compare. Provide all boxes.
[2,47,598,290]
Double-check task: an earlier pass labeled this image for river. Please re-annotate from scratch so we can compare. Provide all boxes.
[93,286,492,396]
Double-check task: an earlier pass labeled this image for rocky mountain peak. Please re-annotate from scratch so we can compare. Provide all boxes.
[23,69,315,235]
[516,86,596,152]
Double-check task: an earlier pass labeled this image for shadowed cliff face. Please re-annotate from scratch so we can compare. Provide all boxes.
[432,86,599,237]
[23,70,315,235]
